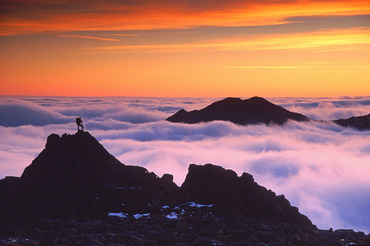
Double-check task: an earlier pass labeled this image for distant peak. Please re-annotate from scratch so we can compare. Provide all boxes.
[166,96,309,125]
[247,96,269,103]
[221,97,243,102]
[334,113,370,130]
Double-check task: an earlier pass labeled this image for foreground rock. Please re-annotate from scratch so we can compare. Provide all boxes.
[166,97,309,125]
[1,217,369,246]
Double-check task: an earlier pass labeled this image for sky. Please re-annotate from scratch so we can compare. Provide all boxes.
[1,0,370,97]
[1,95,370,233]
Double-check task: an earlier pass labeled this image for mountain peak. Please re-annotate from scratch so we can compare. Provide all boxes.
[166,96,309,125]
[21,131,123,187]
[45,131,98,149]
[248,96,269,102]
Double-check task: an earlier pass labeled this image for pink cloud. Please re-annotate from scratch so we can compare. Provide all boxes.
[1,96,369,232]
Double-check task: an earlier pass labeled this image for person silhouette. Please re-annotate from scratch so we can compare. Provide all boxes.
[76,117,84,132]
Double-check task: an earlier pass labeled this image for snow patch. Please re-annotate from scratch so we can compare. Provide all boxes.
[186,202,213,208]
[166,212,178,219]
[108,212,128,218]
[133,213,150,219]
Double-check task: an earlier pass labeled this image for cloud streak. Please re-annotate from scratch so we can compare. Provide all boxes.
[93,28,370,53]
[59,34,119,42]
[1,0,369,35]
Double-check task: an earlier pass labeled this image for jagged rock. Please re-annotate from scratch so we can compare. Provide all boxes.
[181,164,312,225]
[166,97,309,125]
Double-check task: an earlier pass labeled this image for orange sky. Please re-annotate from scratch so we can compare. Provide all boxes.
[0,0,369,97]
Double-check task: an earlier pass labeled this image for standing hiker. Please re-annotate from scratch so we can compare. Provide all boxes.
[76,117,84,132]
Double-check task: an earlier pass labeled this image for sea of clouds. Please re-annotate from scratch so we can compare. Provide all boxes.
[1,95,369,232]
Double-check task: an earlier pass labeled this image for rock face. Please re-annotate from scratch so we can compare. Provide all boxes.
[0,131,310,226]
[181,164,311,225]
[166,97,310,125]
[2,217,369,246]
[334,113,370,130]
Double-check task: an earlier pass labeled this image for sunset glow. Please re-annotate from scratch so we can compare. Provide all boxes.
[1,0,369,97]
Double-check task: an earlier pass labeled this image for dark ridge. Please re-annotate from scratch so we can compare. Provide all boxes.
[334,113,370,130]
[0,131,310,226]
[181,164,311,225]
[166,96,310,125]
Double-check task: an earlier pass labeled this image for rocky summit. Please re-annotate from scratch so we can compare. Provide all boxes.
[166,97,309,125]
[0,131,179,220]
[0,131,369,245]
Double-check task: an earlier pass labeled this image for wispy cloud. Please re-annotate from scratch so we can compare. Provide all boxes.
[229,66,316,69]
[93,28,370,53]
[1,0,369,35]
[59,34,119,42]
[109,34,140,37]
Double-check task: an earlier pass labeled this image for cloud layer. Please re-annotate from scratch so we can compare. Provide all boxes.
[270,97,370,120]
[0,99,70,126]
[0,95,369,232]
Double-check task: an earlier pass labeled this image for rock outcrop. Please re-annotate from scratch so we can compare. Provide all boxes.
[166,97,309,125]
[181,164,311,225]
